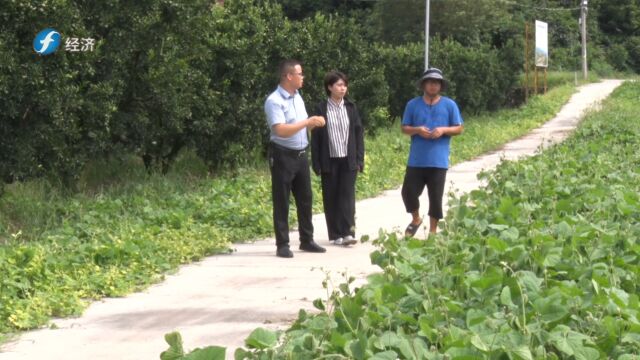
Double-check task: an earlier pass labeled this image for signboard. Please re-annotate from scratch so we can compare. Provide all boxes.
[535,20,549,67]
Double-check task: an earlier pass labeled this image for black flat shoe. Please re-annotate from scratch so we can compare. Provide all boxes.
[299,241,326,253]
[276,247,294,258]
[404,221,423,237]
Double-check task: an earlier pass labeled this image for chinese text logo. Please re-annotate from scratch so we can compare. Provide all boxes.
[64,37,95,52]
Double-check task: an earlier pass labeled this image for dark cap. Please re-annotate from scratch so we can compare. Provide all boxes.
[417,67,447,91]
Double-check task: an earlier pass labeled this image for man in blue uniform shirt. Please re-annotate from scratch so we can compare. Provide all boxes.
[265,59,327,258]
[401,68,463,237]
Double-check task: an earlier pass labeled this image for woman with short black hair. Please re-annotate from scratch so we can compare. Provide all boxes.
[311,70,365,246]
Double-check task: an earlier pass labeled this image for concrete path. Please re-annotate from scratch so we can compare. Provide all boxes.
[0,80,623,360]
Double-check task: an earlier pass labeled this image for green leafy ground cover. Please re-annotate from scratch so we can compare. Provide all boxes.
[0,83,578,337]
[177,81,639,359]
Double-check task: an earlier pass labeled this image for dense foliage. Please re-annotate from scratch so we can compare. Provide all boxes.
[350,0,639,74]
[2,0,604,187]
[2,0,637,187]
[168,80,640,360]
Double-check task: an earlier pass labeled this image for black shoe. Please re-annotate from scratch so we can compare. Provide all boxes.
[299,241,326,253]
[276,247,294,258]
[405,220,423,237]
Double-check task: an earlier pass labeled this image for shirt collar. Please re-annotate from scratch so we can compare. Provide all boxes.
[277,85,297,99]
[328,97,344,108]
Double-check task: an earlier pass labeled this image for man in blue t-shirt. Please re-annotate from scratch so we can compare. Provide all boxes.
[401,68,463,237]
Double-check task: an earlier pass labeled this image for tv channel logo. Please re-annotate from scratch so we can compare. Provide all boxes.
[33,28,61,55]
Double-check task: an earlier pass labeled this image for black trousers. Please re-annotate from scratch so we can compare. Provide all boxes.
[320,157,357,240]
[269,143,314,248]
[401,166,447,220]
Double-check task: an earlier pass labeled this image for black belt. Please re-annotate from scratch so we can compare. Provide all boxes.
[270,142,307,157]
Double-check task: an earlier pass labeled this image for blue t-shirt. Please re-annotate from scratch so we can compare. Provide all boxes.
[401,96,463,169]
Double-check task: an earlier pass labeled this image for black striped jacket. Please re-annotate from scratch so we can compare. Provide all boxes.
[310,98,365,175]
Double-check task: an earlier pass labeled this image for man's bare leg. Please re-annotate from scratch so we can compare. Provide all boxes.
[429,216,438,234]
[411,210,422,226]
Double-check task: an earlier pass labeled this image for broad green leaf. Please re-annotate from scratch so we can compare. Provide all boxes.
[347,333,369,360]
[329,331,348,349]
[418,315,438,343]
[618,355,639,360]
[379,331,401,347]
[621,332,640,346]
[489,224,509,231]
[233,348,250,360]
[410,338,430,359]
[533,294,569,323]
[370,350,398,360]
[500,286,515,307]
[397,337,417,359]
[160,332,185,360]
[382,283,407,302]
[244,327,278,350]
[500,227,520,242]
[445,346,481,360]
[516,271,542,297]
[307,314,337,332]
[542,247,562,267]
[444,326,470,348]
[498,196,517,217]
[184,346,225,360]
[487,236,508,253]
[469,266,504,291]
[470,334,490,352]
[549,325,595,357]
[312,298,325,311]
[556,221,572,238]
[466,309,487,331]
[302,333,315,351]
[556,199,573,213]
[464,218,477,228]
[508,345,533,360]
[340,297,365,326]
[590,247,611,261]
[396,261,416,277]
[573,346,600,360]
[609,287,630,307]
[366,273,387,286]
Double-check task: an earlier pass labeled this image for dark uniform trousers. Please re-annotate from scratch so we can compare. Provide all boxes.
[269,143,314,248]
[320,157,357,240]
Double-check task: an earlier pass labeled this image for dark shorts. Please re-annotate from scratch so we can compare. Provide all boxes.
[401,166,447,220]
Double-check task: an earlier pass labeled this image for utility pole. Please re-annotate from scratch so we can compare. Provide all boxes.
[580,0,588,80]
[525,22,530,100]
[425,0,430,70]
